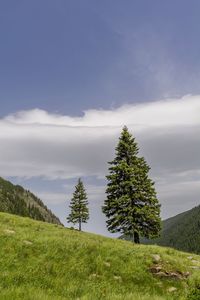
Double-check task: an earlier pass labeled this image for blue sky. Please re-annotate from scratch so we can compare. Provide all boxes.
[0,1,199,236]
[1,0,200,116]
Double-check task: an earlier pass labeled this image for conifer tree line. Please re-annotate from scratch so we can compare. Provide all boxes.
[67,126,161,242]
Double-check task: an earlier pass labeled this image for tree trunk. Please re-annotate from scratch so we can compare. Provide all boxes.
[134,231,140,244]
[79,219,81,231]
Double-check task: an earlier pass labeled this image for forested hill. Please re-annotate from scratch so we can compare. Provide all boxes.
[121,205,200,254]
[0,177,62,225]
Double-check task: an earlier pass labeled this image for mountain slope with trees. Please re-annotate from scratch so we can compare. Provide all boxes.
[122,205,200,255]
[142,205,200,254]
[1,211,200,299]
[0,177,62,225]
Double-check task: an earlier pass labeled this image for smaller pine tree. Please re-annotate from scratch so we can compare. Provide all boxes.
[67,178,89,231]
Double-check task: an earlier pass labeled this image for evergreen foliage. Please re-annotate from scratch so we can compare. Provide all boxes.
[67,178,89,231]
[102,126,161,243]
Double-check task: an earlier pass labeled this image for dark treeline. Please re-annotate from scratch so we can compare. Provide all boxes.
[0,177,62,225]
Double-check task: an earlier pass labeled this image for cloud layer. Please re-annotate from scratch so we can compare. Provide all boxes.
[1,95,199,179]
[0,95,199,220]
[5,94,199,128]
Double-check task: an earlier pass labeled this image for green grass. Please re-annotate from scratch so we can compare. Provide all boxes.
[0,212,200,299]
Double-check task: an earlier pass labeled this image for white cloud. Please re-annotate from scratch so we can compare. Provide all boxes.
[0,95,199,181]
[158,178,200,219]
[36,184,105,206]
[35,192,67,205]
[4,94,200,128]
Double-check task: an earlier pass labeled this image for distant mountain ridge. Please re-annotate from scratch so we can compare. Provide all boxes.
[121,205,200,254]
[0,177,62,225]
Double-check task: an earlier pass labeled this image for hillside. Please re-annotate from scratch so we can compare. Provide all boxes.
[1,212,200,299]
[121,206,200,255]
[142,205,200,254]
[0,177,62,225]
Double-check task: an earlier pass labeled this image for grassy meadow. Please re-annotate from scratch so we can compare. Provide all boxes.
[0,212,200,299]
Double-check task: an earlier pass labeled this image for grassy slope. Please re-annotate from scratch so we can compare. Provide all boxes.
[1,213,200,300]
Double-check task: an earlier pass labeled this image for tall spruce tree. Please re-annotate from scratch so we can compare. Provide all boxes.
[102,126,161,243]
[67,178,89,231]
